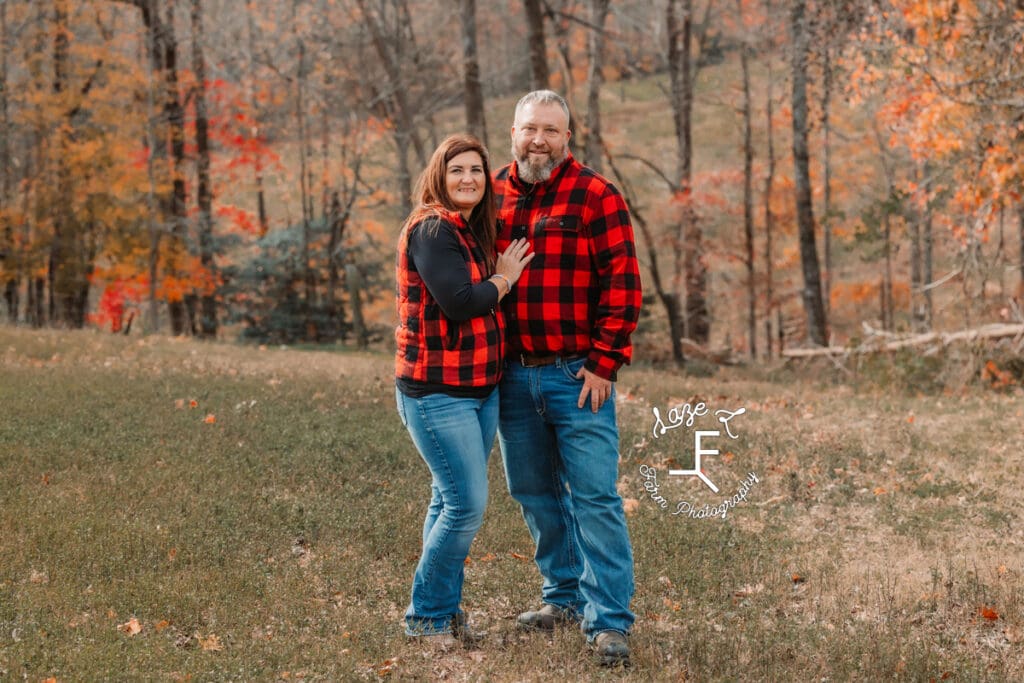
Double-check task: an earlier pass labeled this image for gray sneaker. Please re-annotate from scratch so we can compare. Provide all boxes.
[592,630,630,667]
[516,604,576,631]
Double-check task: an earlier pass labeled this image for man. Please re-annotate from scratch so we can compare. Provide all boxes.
[494,90,642,666]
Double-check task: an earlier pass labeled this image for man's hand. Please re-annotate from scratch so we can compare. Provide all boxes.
[576,366,613,413]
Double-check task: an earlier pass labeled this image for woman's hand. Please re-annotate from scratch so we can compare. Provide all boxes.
[494,238,535,291]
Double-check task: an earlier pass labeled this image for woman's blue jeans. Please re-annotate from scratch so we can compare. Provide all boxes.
[396,386,498,636]
[497,356,635,638]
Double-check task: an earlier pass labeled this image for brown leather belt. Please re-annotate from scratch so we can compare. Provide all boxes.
[518,352,585,368]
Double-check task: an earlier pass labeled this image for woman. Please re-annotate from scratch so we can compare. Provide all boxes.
[395,134,533,644]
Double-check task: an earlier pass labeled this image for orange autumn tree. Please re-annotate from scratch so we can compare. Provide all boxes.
[0,1,154,328]
[849,1,1024,328]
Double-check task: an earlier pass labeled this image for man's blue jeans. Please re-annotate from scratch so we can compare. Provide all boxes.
[396,386,498,635]
[498,356,635,638]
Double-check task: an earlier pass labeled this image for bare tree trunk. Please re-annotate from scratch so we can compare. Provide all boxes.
[910,166,924,332]
[192,0,215,338]
[245,0,268,236]
[997,206,1006,298]
[875,125,896,332]
[923,169,934,327]
[668,0,709,345]
[159,1,188,335]
[121,0,190,334]
[0,0,14,323]
[583,0,609,173]
[294,28,315,341]
[345,263,366,349]
[883,209,893,330]
[763,16,777,359]
[523,0,550,91]
[738,5,756,358]
[1019,204,1024,301]
[789,0,828,346]
[326,192,343,339]
[460,0,487,146]
[141,17,160,333]
[821,47,836,322]
[49,0,70,326]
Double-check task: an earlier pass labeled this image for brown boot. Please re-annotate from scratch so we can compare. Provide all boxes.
[592,630,630,667]
[451,613,486,647]
[516,604,576,631]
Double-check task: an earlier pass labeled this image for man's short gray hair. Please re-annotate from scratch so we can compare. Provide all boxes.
[514,90,570,124]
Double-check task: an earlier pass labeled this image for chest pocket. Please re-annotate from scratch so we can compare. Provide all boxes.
[535,215,581,234]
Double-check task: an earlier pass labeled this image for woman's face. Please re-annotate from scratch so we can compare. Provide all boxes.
[445,150,486,219]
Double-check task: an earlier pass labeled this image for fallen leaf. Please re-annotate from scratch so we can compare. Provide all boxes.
[198,633,223,651]
[204,414,216,424]
[155,620,171,632]
[998,565,1008,575]
[175,398,185,409]
[479,552,498,562]
[118,618,143,635]
[791,574,806,584]
[167,548,178,561]
[510,552,529,561]
[378,657,398,676]
[979,606,999,621]
[189,399,198,409]
[622,498,640,515]
[464,557,472,566]
[873,487,887,496]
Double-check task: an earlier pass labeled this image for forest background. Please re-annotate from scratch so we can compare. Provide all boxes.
[3,2,1024,679]
[2,0,1023,368]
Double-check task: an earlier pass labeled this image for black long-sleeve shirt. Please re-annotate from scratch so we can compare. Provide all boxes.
[408,222,500,320]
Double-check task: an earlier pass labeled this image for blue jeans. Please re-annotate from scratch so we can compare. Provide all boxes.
[498,356,635,638]
[396,386,498,636]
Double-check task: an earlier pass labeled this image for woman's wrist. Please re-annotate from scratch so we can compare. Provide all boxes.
[491,273,511,295]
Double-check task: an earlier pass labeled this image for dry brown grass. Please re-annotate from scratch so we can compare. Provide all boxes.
[1,327,1022,681]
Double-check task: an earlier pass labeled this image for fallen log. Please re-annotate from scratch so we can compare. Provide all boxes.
[781,323,1024,358]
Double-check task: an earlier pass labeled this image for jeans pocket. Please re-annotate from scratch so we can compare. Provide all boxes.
[560,356,587,382]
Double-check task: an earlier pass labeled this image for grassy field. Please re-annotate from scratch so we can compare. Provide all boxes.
[1,327,1023,681]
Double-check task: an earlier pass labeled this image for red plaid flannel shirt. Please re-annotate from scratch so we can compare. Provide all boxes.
[494,154,641,381]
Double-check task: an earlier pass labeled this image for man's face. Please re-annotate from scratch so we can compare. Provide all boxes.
[511,102,571,184]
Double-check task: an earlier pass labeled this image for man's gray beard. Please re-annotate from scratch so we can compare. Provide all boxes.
[513,146,567,184]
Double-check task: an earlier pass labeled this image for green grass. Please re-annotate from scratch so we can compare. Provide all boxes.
[1,327,1023,681]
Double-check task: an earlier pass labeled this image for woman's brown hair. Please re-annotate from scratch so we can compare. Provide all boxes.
[402,134,497,272]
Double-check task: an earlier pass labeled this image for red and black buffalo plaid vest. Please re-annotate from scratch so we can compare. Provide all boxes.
[395,210,504,389]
